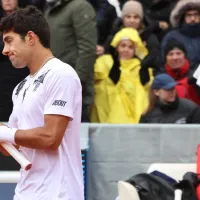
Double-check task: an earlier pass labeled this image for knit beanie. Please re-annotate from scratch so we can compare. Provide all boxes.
[164,39,187,59]
[122,1,143,20]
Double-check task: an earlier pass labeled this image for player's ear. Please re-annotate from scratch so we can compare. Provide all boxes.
[26,31,36,46]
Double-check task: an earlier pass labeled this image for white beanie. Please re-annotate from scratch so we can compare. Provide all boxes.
[122,1,144,19]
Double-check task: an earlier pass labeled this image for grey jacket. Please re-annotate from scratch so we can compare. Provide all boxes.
[45,0,97,108]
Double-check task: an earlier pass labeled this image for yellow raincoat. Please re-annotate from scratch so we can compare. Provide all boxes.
[90,55,153,123]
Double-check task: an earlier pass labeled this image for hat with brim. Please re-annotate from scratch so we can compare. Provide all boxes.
[152,73,177,90]
[161,82,177,90]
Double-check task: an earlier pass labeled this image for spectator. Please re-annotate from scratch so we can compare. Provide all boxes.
[90,28,153,123]
[109,0,176,41]
[105,1,159,51]
[45,0,97,122]
[0,0,28,170]
[89,0,117,56]
[139,0,177,41]
[104,0,162,74]
[140,74,200,124]
[162,0,200,65]
[162,39,200,105]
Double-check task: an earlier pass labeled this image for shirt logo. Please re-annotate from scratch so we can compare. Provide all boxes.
[33,70,51,92]
[52,100,67,107]
[15,79,27,96]
[175,118,186,124]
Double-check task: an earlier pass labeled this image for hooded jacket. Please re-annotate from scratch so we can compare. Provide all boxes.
[164,60,200,105]
[170,0,200,28]
[162,0,200,65]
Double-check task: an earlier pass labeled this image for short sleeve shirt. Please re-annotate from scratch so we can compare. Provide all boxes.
[9,58,84,200]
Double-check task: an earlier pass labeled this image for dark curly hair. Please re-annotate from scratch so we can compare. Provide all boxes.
[0,5,50,48]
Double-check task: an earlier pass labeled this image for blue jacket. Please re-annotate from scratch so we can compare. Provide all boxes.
[162,26,200,65]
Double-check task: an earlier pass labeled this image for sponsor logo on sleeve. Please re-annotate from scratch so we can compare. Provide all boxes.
[52,100,67,107]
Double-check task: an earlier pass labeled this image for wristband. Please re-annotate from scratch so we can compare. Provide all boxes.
[0,126,18,144]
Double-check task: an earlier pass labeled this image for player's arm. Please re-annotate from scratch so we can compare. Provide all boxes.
[0,69,81,150]
[14,114,69,150]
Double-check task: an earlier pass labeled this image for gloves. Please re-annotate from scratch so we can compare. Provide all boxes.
[0,126,17,144]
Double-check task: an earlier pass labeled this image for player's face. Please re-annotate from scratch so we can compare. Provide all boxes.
[2,31,30,68]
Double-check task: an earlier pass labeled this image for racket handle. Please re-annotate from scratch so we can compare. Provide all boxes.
[1,142,32,170]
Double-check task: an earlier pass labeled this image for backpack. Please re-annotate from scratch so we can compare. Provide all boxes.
[126,172,199,200]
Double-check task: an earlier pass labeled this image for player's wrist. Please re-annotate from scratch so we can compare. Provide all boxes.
[0,126,18,145]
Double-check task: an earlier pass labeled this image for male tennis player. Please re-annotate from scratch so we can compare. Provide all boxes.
[0,6,84,200]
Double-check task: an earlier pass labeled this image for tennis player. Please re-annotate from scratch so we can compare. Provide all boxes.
[0,6,84,200]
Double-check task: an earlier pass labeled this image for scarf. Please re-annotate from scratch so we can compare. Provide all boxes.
[165,59,189,81]
[179,23,200,38]
[157,96,179,113]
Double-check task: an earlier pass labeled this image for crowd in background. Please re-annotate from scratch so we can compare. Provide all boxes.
[1,0,200,128]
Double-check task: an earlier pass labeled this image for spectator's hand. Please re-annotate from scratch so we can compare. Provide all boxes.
[96,45,104,56]
[159,21,169,30]
[141,48,158,69]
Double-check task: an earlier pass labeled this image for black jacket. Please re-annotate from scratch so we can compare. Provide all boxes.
[140,0,178,41]
[88,0,117,45]
[140,98,200,124]
[126,172,199,200]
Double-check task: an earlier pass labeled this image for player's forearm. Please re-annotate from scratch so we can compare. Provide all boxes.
[15,127,59,150]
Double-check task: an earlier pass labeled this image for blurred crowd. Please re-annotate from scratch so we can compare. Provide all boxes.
[1,0,200,127]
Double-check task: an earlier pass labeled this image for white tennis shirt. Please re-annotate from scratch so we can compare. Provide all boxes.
[8,58,84,200]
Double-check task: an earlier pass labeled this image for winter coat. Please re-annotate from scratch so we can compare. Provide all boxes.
[140,0,177,41]
[90,55,153,123]
[161,27,200,65]
[45,0,97,121]
[97,3,117,45]
[88,0,117,45]
[162,0,200,65]
[140,98,199,124]
[164,60,200,105]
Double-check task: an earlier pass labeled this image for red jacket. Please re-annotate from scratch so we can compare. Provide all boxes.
[165,59,200,105]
